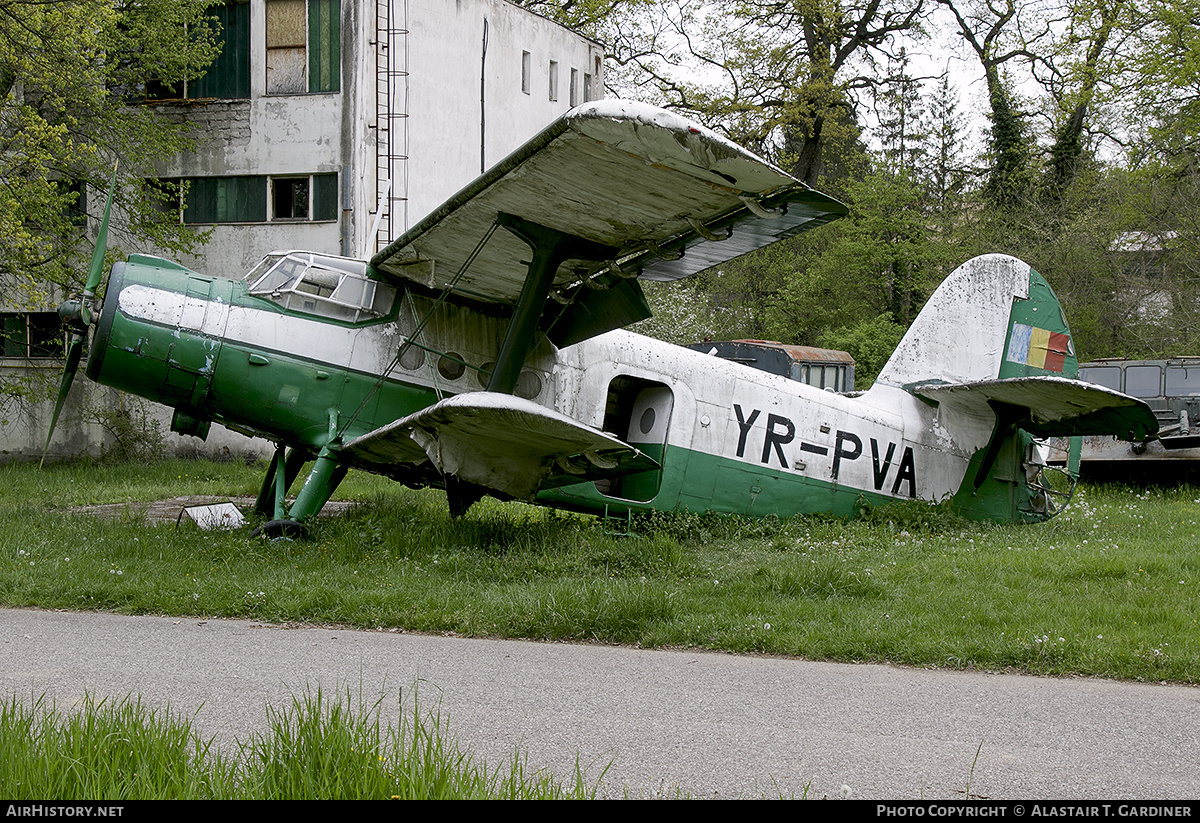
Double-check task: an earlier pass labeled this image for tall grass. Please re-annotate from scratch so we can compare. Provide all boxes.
[0,694,233,799]
[0,688,602,800]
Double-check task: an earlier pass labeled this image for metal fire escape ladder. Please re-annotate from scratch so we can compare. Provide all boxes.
[374,0,410,252]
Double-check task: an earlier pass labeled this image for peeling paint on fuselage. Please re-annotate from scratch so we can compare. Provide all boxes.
[87,253,1055,523]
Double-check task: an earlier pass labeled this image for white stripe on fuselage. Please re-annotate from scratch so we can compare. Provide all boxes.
[117,283,407,379]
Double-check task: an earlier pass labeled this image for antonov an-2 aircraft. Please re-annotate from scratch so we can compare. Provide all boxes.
[46,101,1157,536]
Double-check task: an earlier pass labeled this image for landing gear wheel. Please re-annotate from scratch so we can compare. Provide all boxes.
[251,519,308,540]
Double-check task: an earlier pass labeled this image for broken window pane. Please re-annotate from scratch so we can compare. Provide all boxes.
[272,177,310,220]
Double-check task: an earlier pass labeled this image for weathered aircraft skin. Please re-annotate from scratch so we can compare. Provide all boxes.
[539,255,1133,523]
[49,101,1159,534]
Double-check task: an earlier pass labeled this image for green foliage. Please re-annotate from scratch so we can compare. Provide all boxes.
[632,277,755,345]
[0,694,232,799]
[816,313,906,386]
[0,0,220,301]
[1127,0,1200,171]
[82,396,167,465]
[750,170,950,348]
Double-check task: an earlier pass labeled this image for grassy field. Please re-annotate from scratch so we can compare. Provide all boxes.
[1,458,1197,684]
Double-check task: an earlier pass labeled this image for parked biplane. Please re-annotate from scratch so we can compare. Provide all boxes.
[45,101,1158,535]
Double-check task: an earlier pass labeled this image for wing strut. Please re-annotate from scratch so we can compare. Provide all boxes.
[486,212,617,394]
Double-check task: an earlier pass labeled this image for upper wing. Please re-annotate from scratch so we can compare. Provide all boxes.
[370,100,846,344]
[914,376,1159,441]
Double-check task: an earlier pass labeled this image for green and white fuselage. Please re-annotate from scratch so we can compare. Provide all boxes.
[85,249,1154,527]
[63,101,1155,532]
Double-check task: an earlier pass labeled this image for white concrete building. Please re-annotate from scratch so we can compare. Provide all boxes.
[1,0,603,461]
[159,0,603,272]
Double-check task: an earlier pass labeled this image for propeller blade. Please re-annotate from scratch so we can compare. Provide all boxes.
[41,161,118,468]
[83,162,118,298]
[39,332,85,469]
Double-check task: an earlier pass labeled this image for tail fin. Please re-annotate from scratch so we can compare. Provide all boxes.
[875,254,1075,388]
[875,253,1156,442]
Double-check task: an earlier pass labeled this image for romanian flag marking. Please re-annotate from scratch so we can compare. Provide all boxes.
[1006,323,1070,372]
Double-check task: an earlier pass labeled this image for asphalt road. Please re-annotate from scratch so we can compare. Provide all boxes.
[1,607,1197,800]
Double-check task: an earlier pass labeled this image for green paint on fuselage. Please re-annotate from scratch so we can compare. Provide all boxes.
[89,257,439,455]
[540,444,896,520]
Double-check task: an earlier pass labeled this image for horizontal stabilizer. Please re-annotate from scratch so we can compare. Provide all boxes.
[342,392,658,500]
[914,376,1159,441]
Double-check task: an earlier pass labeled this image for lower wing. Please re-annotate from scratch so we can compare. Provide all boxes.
[341,392,658,500]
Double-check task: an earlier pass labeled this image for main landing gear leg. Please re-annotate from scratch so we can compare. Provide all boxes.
[252,444,347,539]
[445,475,487,518]
[254,444,308,518]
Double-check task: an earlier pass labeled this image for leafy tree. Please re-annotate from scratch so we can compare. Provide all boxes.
[605,0,925,185]
[873,48,930,176]
[0,0,220,304]
[816,312,907,384]
[934,0,1040,207]
[1126,0,1200,171]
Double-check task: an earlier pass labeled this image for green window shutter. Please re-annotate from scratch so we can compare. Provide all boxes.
[2,315,26,357]
[184,177,266,223]
[226,176,266,222]
[192,1,251,99]
[313,173,338,220]
[183,178,215,223]
[308,0,340,93]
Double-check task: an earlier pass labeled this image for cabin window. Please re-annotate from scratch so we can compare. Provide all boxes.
[245,251,395,322]
[1,313,60,359]
[798,364,845,392]
[1166,366,1200,396]
[266,0,340,94]
[1079,366,1121,391]
[148,1,251,101]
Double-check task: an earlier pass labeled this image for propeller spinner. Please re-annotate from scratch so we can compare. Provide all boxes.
[40,164,118,468]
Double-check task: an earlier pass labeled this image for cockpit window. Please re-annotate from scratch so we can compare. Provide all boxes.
[244,251,395,321]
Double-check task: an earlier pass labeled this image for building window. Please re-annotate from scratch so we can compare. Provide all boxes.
[57,180,86,226]
[1,313,61,359]
[583,73,592,103]
[548,60,558,102]
[166,174,337,224]
[266,0,341,95]
[521,51,531,95]
[185,176,267,223]
[148,0,251,101]
[570,68,579,106]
